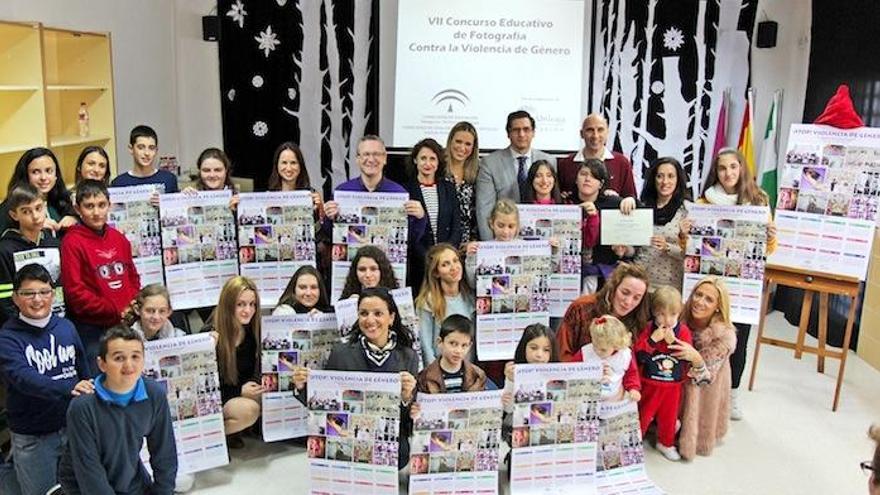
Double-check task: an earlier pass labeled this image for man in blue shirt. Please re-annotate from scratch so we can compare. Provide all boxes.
[59,324,177,495]
[110,125,179,205]
[323,135,427,242]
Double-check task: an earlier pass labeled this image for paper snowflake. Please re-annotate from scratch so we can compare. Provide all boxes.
[252,75,264,88]
[227,89,236,101]
[226,0,247,29]
[253,121,268,137]
[255,26,281,57]
[288,87,297,100]
[663,27,685,52]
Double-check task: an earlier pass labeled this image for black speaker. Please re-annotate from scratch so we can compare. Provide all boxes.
[202,15,219,42]
[756,21,777,48]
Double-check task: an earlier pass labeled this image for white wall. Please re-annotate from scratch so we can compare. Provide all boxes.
[750,0,812,163]
[174,0,223,174]
[0,0,223,175]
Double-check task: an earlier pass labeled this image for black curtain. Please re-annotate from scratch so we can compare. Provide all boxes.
[217,0,380,194]
[771,0,880,351]
[803,0,880,126]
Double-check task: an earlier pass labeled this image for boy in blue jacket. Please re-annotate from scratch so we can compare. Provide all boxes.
[59,324,177,495]
[0,263,92,495]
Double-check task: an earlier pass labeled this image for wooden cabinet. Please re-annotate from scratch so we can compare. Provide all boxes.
[0,21,116,197]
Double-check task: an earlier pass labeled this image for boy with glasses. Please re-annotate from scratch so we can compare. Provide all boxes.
[0,263,92,495]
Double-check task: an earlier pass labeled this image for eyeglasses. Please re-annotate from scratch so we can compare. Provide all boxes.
[15,288,54,300]
[862,461,876,476]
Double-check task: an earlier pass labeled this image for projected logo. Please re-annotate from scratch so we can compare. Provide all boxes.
[432,89,470,113]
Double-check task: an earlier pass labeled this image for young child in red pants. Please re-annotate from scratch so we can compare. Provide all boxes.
[634,285,692,461]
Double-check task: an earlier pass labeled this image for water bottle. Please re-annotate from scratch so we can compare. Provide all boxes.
[77,102,89,137]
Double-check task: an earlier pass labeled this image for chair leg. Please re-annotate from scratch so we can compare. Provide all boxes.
[794,290,813,359]
[817,292,829,374]
[832,294,859,412]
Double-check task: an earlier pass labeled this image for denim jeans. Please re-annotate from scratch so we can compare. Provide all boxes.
[10,429,66,495]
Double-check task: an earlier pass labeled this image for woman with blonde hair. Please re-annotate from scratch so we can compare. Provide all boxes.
[444,121,481,245]
[415,243,474,366]
[666,276,736,460]
[202,276,263,448]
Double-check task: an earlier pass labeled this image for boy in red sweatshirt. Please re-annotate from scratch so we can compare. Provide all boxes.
[61,179,140,375]
[634,285,693,461]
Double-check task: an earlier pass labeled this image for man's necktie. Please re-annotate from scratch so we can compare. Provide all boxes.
[517,155,528,186]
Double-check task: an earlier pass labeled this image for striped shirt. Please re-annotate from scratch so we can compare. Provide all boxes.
[420,184,439,237]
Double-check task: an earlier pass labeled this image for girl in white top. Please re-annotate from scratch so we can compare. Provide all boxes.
[575,315,641,402]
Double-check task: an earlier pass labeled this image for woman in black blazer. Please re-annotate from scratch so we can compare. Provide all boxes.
[405,138,462,287]
[293,288,419,470]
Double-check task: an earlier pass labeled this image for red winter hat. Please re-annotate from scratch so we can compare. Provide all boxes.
[813,84,864,129]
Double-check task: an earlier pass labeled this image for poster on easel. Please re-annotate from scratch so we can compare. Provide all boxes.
[237,191,316,307]
[108,184,164,287]
[260,313,339,442]
[770,124,880,279]
[159,190,239,309]
[596,400,664,494]
[509,362,602,495]
[518,204,583,317]
[682,203,769,324]
[143,333,228,474]
[329,191,408,301]
[474,240,551,361]
[307,371,401,495]
[409,391,503,495]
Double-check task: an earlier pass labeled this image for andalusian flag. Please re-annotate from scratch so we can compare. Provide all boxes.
[759,91,781,208]
[737,89,757,177]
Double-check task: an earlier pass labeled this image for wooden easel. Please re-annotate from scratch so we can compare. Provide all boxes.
[748,264,861,411]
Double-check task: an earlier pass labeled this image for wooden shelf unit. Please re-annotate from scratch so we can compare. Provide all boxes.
[0,20,116,197]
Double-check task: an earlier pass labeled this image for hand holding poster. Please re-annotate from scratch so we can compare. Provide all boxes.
[510,362,602,495]
[237,191,316,306]
[261,313,340,442]
[599,209,653,246]
[143,334,228,474]
[160,190,239,309]
[596,401,664,495]
[307,370,401,495]
[475,240,551,361]
[518,204,583,317]
[682,203,769,324]
[330,191,409,301]
[409,391,503,494]
[108,185,164,287]
[771,124,880,279]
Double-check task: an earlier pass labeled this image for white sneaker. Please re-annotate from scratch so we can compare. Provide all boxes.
[730,389,743,421]
[656,443,681,461]
[175,473,195,493]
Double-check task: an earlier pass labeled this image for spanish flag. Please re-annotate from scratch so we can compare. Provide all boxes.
[737,88,757,177]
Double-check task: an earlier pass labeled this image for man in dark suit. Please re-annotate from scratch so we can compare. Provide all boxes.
[475,110,556,240]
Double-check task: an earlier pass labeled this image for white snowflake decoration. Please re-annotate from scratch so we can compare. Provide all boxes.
[227,89,236,101]
[253,121,268,137]
[226,0,247,29]
[663,27,685,52]
[252,75,264,88]
[288,87,297,100]
[255,26,281,57]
